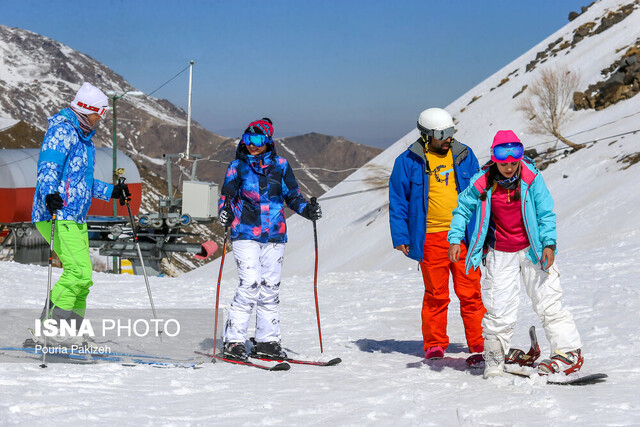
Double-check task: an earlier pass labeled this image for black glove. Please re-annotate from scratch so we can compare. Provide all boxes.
[45,192,63,214]
[218,206,234,227]
[111,182,131,206]
[304,201,322,221]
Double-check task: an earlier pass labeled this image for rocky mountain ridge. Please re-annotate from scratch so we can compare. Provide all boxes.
[0,24,381,274]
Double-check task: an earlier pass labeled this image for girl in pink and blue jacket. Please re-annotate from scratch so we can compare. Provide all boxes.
[447,130,583,378]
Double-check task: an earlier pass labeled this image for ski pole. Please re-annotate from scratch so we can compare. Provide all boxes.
[212,197,231,358]
[41,203,57,368]
[119,177,162,341]
[310,197,323,353]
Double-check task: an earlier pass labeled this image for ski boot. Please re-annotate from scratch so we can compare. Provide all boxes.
[483,338,504,378]
[223,342,249,361]
[251,341,287,359]
[25,328,95,348]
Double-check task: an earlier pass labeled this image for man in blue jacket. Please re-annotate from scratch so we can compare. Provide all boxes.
[389,108,485,360]
[31,82,130,343]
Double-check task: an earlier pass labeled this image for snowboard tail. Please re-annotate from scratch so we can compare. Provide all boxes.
[546,373,608,385]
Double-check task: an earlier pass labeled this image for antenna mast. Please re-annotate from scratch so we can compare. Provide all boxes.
[185,60,194,158]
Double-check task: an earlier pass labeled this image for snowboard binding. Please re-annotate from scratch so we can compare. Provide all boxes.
[505,326,541,367]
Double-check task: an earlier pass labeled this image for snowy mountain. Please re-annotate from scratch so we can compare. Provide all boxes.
[0,24,380,198]
[1,0,640,424]
[0,24,198,145]
[0,24,380,274]
[276,0,640,276]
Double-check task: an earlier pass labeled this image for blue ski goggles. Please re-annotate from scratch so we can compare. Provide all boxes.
[241,132,270,147]
[492,142,524,162]
[426,126,454,141]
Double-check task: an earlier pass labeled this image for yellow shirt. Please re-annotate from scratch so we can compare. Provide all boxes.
[426,149,458,233]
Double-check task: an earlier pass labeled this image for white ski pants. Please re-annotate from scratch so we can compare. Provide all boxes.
[223,240,285,343]
[481,247,582,356]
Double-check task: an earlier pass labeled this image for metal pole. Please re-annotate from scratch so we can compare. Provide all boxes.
[121,177,162,341]
[212,226,229,358]
[212,197,231,358]
[310,197,323,353]
[40,210,57,368]
[166,156,173,200]
[186,60,194,158]
[112,96,118,214]
[111,96,118,273]
[106,89,143,272]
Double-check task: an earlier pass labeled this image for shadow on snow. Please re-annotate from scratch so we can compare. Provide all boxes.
[353,338,480,373]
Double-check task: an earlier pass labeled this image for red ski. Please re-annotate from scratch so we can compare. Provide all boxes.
[246,339,341,366]
[194,351,290,371]
[251,355,342,366]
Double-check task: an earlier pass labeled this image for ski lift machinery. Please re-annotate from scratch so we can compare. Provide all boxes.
[96,60,220,275]
[137,60,219,230]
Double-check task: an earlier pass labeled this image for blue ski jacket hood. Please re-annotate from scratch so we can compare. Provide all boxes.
[32,108,113,224]
[389,138,479,262]
[218,140,312,243]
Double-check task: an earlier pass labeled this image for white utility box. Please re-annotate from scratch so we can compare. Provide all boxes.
[181,181,219,219]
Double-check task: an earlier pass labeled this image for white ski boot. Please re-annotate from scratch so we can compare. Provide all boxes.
[483,337,505,378]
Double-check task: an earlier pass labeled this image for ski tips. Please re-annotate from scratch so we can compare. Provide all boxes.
[270,362,291,371]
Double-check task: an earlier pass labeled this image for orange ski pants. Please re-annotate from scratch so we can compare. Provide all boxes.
[420,231,485,352]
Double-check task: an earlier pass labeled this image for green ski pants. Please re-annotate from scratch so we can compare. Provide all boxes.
[36,220,93,318]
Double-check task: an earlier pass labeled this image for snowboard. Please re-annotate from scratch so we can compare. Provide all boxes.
[546,373,608,385]
[505,365,608,385]
[501,326,607,385]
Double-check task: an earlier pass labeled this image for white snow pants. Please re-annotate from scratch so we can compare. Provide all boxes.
[223,240,285,343]
[481,247,582,356]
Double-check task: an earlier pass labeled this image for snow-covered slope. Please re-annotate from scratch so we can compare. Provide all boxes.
[185,0,640,282]
[280,0,640,276]
[1,0,640,424]
[0,116,18,131]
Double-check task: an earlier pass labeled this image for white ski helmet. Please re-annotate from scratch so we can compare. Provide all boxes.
[417,108,455,140]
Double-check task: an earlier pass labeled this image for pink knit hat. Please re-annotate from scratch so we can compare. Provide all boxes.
[491,130,524,163]
[244,118,274,140]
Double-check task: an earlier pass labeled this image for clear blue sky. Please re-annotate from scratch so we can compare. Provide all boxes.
[3,0,589,148]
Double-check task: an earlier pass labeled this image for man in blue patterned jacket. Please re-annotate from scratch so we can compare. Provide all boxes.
[31,82,130,341]
[217,118,322,361]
